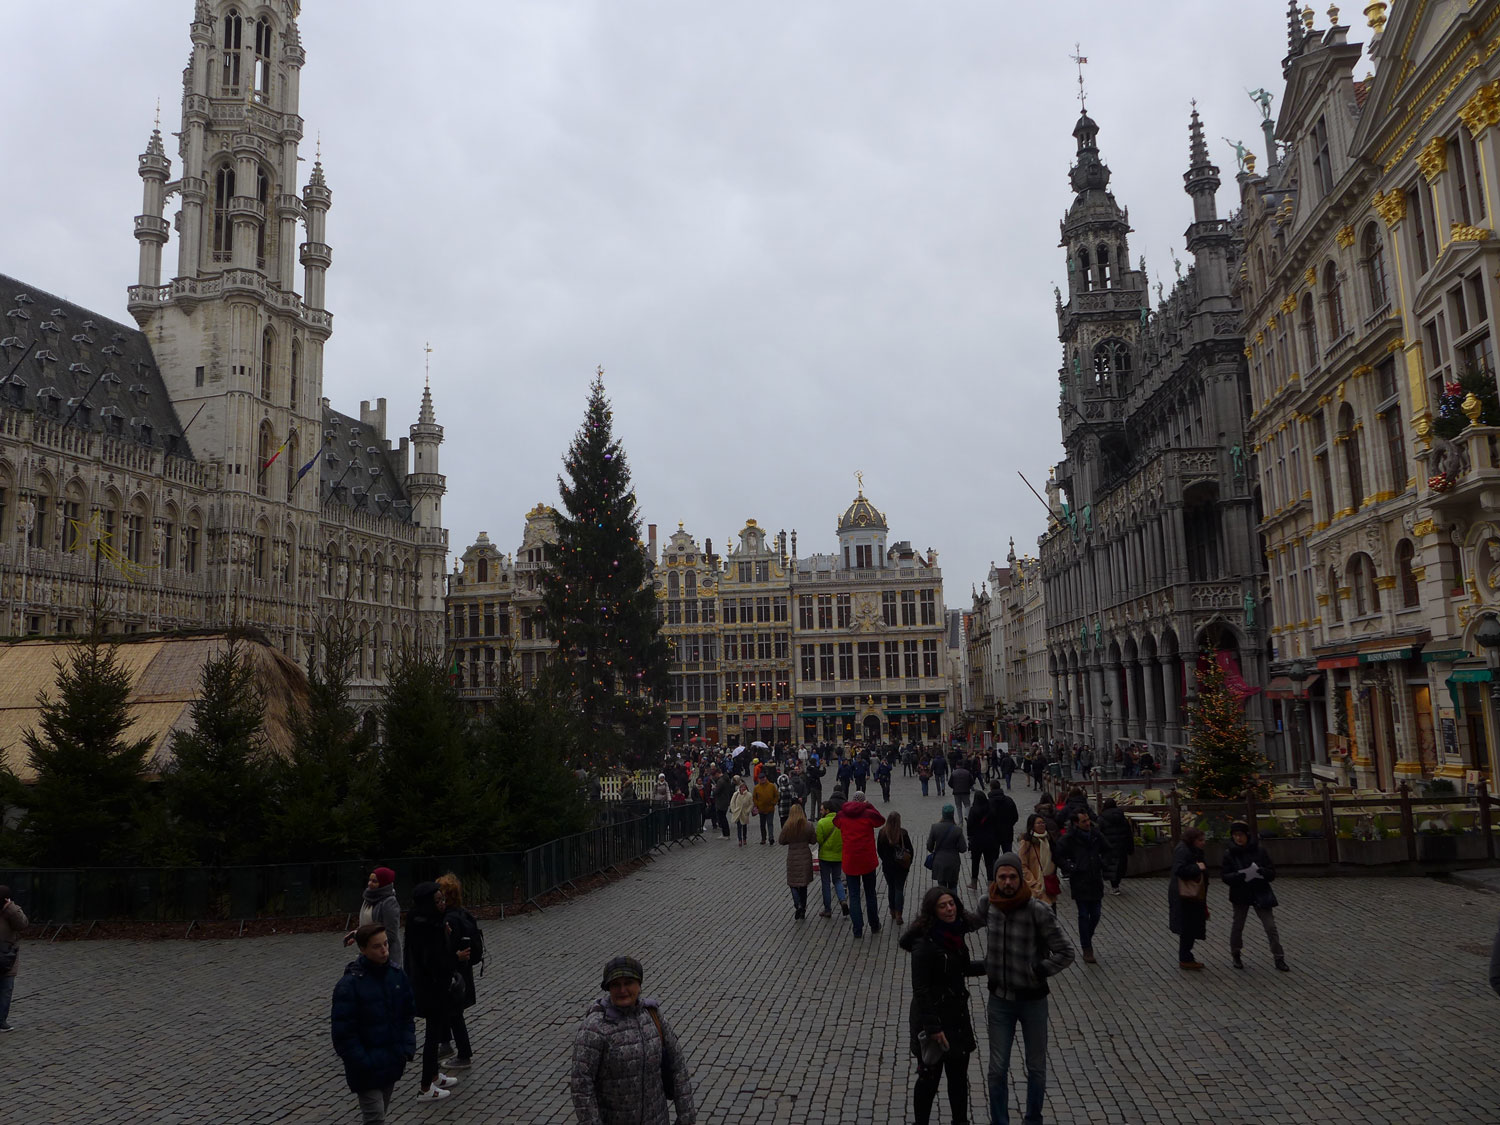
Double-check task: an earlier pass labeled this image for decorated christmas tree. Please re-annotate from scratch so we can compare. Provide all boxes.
[542,372,669,769]
[1433,368,1500,441]
[1182,657,1270,801]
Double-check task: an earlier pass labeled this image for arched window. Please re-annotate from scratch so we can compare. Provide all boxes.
[1096,243,1112,289]
[684,570,696,597]
[1255,248,1267,292]
[221,8,243,91]
[283,433,297,500]
[125,496,148,565]
[256,171,270,267]
[289,339,300,408]
[1299,293,1319,370]
[478,557,488,583]
[668,571,679,596]
[1349,553,1381,616]
[1078,248,1092,293]
[184,508,202,574]
[257,423,273,497]
[1092,340,1131,395]
[1324,261,1346,339]
[26,473,51,550]
[212,166,235,260]
[1328,565,1343,622]
[1396,540,1419,608]
[260,327,275,399]
[1339,404,1364,509]
[253,17,272,99]
[252,519,269,580]
[1361,224,1389,312]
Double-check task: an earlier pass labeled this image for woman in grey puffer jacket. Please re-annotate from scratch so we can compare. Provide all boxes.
[351,867,401,970]
[571,956,695,1125]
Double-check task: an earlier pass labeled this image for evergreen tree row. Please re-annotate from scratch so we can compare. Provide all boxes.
[0,623,590,869]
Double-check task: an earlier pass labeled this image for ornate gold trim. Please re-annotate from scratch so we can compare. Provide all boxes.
[1417,136,1449,182]
[1451,222,1493,241]
[1336,223,1357,248]
[1267,313,1279,331]
[1244,345,1255,359]
[1374,575,1398,590]
[1374,187,1407,227]
[1459,79,1500,138]
[1316,593,1331,605]
[1305,265,1319,287]
[1281,294,1298,314]
[1352,364,1373,377]
[1412,517,1436,537]
[1255,331,1265,346]
[1386,338,1404,352]
[1410,565,1427,581]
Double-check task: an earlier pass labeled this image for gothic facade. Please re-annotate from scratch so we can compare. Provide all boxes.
[1040,106,1269,765]
[0,1,448,699]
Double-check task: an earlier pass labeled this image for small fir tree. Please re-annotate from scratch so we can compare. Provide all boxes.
[376,651,499,855]
[0,634,155,866]
[1433,368,1500,441]
[1182,658,1270,801]
[479,664,590,849]
[266,618,377,860]
[542,373,669,769]
[160,636,272,867]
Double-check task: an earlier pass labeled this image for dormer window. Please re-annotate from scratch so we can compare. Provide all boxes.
[1310,116,1333,197]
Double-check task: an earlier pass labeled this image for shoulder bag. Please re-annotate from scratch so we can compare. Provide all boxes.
[646,1008,677,1099]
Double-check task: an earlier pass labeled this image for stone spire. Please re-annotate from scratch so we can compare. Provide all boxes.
[1183,103,1221,223]
[1283,0,1310,74]
[130,108,172,307]
[419,377,437,426]
[1183,106,1230,304]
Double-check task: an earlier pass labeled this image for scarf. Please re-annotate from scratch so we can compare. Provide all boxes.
[363,884,395,907]
[988,879,1032,911]
[931,918,967,953]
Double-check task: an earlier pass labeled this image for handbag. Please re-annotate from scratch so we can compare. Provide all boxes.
[923,852,935,870]
[646,1008,677,1099]
[917,1029,948,1067]
[1044,872,1061,898]
[446,969,466,1008]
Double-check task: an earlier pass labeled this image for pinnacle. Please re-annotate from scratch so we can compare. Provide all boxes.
[1188,104,1209,170]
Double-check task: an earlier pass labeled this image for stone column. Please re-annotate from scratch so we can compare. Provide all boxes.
[1349,667,1378,787]
[1389,660,1424,779]
[1126,657,1144,740]
[1162,656,1181,748]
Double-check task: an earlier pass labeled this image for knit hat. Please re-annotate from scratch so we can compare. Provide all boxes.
[1230,820,1251,835]
[600,955,644,989]
[372,867,396,887]
[941,804,955,820]
[852,790,867,802]
[994,852,1023,875]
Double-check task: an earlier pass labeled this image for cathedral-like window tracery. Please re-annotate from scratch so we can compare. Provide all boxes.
[253,17,273,100]
[212,166,235,261]
[222,8,242,91]
[1091,339,1131,394]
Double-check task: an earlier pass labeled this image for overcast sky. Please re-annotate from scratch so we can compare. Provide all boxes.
[3,1,1328,607]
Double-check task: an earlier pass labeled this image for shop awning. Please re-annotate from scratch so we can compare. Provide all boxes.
[684,717,700,729]
[1423,648,1472,663]
[670,717,683,727]
[1448,668,1493,684]
[1359,647,1413,664]
[1316,655,1360,670]
[1265,673,1322,699]
[776,713,791,728]
[760,715,774,731]
[742,715,758,729]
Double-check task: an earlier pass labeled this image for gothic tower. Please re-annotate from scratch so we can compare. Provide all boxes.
[1055,110,1146,509]
[408,378,447,626]
[126,1,324,589]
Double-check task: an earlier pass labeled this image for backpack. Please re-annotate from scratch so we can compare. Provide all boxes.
[459,908,485,974]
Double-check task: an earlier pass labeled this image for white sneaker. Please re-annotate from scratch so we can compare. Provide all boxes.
[433,1074,459,1089]
[415,1086,451,1101]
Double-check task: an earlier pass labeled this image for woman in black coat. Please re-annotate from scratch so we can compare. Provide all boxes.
[899,886,985,1125]
[965,791,998,889]
[404,881,466,1098]
[435,873,479,1067]
[1096,799,1135,893]
[1167,827,1209,969]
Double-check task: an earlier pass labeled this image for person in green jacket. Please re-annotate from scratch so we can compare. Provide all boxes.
[816,802,849,918]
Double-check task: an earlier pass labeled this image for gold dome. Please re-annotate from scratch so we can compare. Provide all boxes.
[837,490,887,532]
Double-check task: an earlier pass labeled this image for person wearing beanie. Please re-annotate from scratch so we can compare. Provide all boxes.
[571,956,696,1125]
[835,790,887,939]
[925,805,968,894]
[347,867,402,972]
[1168,827,1210,970]
[404,881,467,1100]
[969,852,1074,1125]
[1221,820,1289,971]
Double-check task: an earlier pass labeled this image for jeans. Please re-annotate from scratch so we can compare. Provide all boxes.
[736,821,748,843]
[935,775,947,795]
[450,1006,472,1060]
[1076,899,1101,952]
[0,974,13,1027]
[759,811,775,842]
[421,1013,451,1089]
[954,792,971,822]
[1230,903,1284,958]
[920,778,930,795]
[915,1048,970,1125]
[879,780,892,801]
[987,993,1049,1125]
[791,886,808,915]
[356,1085,395,1124]
[884,869,908,918]
[820,859,847,911]
[847,869,880,935]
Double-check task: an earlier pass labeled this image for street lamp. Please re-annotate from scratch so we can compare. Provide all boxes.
[1477,615,1500,774]
[1100,692,1113,779]
[1288,659,1314,789]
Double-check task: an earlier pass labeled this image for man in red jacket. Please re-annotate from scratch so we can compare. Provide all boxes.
[834,791,887,940]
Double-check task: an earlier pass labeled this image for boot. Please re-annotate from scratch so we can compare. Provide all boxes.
[1232,952,1244,970]
[1275,957,1290,972]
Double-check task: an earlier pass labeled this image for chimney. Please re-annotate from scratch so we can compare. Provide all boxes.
[359,397,388,438]
[648,523,657,563]
[790,529,797,557]
[778,529,787,564]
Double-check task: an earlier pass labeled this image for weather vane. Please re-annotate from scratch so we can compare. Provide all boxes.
[1070,43,1088,111]
[855,469,864,493]
[424,341,432,385]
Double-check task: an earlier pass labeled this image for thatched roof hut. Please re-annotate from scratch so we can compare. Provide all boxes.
[0,631,309,781]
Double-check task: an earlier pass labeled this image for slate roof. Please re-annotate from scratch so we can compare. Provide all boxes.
[0,272,194,458]
[317,404,415,522]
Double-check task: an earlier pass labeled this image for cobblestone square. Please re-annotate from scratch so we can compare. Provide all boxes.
[8,773,1500,1124]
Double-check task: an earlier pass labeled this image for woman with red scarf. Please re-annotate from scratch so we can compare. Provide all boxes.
[899,887,985,1125]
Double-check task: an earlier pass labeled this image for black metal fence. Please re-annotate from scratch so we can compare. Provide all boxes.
[0,804,703,926]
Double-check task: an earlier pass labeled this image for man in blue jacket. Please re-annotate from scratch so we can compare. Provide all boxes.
[332,923,417,1122]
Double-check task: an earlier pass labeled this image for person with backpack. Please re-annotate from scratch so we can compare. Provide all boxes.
[331,923,416,1124]
[816,800,849,918]
[877,812,915,925]
[570,956,696,1125]
[873,758,893,803]
[917,755,933,797]
[966,790,999,890]
[435,873,482,1070]
[925,805,968,893]
[805,757,826,814]
[403,881,468,1101]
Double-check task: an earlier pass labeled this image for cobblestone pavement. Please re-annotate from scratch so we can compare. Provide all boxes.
[7,772,1500,1124]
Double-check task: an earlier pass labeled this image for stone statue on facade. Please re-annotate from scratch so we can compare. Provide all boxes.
[1243,593,1256,629]
[1248,88,1273,120]
[1222,138,1249,172]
